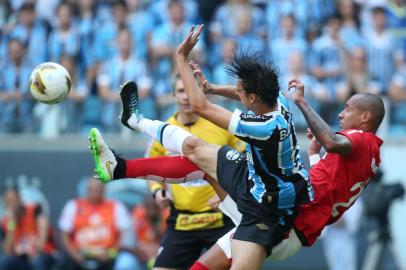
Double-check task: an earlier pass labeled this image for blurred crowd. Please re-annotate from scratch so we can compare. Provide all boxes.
[0,0,406,137]
[0,177,168,270]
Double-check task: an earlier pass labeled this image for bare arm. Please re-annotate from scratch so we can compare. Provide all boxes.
[189,61,240,101]
[175,25,232,130]
[288,79,352,155]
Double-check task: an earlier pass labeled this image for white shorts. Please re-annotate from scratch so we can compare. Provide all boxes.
[216,227,302,261]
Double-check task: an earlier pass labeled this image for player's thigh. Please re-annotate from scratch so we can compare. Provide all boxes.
[230,239,267,270]
[183,137,221,181]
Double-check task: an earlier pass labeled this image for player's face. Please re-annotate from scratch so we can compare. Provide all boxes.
[174,79,193,113]
[338,96,364,130]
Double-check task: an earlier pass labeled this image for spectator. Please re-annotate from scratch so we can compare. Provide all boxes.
[0,186,55,270]
[8,2,47,66]
[210,0,265,40]
[232,8,266,56]
[58,178,138,270]
[150,0,203,120]
[265,0,307,41]
[388,64,406,135]
[337,47,382,102]
[305,0,336,28]
[281,52,320,130]
[126,0,154,61]
[365,6,403,92]
[94,0,128,64]
[337,0,364,51]
[270,14,307,77]
[131,196,168,269]
[209,0,265,67]
[0,38,33,133]
[48,2,80,64]
[77,0,97,76]
[386,0,406,55]
[310,15,346,125]
[97,27,154,133]
[149,0,199,26]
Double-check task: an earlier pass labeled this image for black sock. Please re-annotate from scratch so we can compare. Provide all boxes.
[113,156,126,179]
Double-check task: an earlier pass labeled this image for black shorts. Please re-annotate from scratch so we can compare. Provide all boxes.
[217,145,297,256]
[154,226,233,269]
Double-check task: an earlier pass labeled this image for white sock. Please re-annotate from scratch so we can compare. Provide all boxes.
[218,195,242,226]
[128,116,192,155]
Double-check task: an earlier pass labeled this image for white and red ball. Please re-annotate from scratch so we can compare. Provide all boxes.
[29,62,71,105]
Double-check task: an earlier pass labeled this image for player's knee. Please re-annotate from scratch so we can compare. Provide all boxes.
[182,136,205,155]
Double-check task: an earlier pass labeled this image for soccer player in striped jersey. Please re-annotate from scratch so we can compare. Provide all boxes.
[90,25,313,269]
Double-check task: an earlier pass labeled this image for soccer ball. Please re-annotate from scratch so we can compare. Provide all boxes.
[29,62,71,105]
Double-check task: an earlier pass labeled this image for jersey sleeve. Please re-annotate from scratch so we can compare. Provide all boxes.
[336,130,366,158]
[228,108,281,147]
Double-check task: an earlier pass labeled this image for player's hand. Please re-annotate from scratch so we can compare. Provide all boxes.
[155,189,172,209]
[189,60,212,94]
[307,128,322,156]
[287,79,305,104]
[208,194,221,211]
[176,24,204,60]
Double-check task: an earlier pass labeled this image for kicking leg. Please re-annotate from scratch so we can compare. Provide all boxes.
[89,128,205,183]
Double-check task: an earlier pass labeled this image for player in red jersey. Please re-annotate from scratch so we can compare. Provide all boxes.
[189,79,385,269]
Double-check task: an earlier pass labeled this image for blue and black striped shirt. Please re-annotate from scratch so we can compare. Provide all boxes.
[228,93,314,210]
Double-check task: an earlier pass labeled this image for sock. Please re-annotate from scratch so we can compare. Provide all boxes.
[125,156,206,184]
[218,195,242,226]
[128,117,191,155]
[189,261,210,270]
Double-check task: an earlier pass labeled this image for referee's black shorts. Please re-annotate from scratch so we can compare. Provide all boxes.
[216,145,297,256]
[154,225,233,269]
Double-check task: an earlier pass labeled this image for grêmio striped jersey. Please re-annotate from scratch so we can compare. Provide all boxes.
[228,92,314,212]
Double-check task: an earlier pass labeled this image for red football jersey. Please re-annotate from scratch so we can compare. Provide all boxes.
[294,129,383,246]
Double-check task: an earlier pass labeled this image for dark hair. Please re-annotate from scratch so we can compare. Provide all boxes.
[8,37,28,48]
[19,2,35,12]
[226,48,280,108]
[371,6,386,15]
[112,0,127,9]
[3,184,20,197]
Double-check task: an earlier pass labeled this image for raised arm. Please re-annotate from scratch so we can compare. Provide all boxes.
[175,25,232,130]
[189,61,240,101]
[288,79,352,155]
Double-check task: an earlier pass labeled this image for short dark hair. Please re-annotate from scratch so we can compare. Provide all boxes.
[226,48,280,108]
[371,6,386,15]
[19,2,35,12]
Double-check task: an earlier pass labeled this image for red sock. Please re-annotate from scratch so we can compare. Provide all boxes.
[125,156,205,183]
[189,261,210,270]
